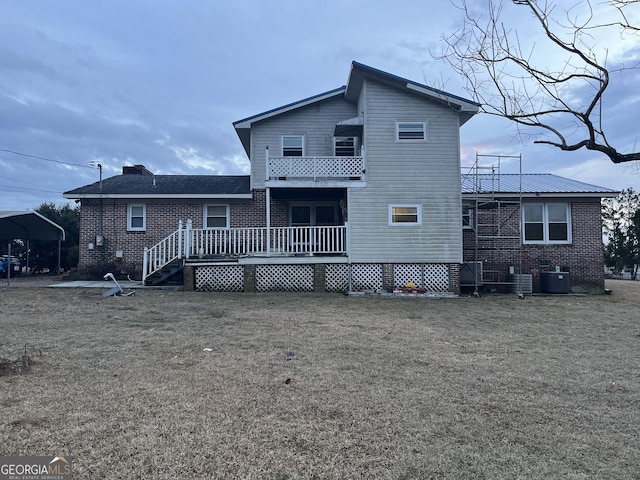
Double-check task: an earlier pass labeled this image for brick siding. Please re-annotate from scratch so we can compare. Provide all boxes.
[77,189,294,277]
[77,191,606,292]
[462,199,605,292]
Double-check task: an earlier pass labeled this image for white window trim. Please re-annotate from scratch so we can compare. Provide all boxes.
[203,204,230,229]
[462,205,474,229]
[396,121,427,142]
[388,204,422,226]
[281,135,305,156]
[522,202,572,244]
[334,136,357,156]
[127,204,146,231]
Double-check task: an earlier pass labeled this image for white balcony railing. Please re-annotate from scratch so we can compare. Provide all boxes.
[267,153,365,181]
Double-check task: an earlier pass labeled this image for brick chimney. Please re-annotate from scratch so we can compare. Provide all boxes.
[122,165,154,175]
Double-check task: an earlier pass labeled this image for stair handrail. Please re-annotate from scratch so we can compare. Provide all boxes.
[142,220,185,284]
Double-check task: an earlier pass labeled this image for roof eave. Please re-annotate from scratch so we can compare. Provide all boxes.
[462,192,618,199]
[233,87,347,130]
[63,193,253,200]
[345,61,481,119]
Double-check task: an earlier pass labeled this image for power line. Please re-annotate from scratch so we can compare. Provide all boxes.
[0,184,62,194]
[0,147,93,168]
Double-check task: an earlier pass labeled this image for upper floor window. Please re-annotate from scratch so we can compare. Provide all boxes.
[389,204,422,226]
[334,137,356,156]
[282,135,304,156]
[128,204,146,231]
[397,122,426,141]
[204,204,229,229]
[523,203,571,244]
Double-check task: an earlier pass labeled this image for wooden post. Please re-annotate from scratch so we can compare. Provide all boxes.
[265,146,271,257]
[142,247,148,282]
[266,187,271,257]
[6,242,11,287]
[185,219,192,259]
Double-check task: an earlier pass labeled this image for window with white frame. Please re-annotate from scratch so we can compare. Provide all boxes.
[334,137,356,156]
[282,135,304,156]
[396,122,426,141]
[523,203,571,244]
[389,204,422,226]
[204,205,229,228]
[462,205,474,229]
[127,204,146,231]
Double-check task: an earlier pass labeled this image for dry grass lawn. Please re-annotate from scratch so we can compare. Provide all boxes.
[1,280,639,479]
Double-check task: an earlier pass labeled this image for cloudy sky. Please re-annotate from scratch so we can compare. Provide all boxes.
[2,0,639,211]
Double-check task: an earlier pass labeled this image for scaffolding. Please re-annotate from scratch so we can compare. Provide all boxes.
[461,152,526,296]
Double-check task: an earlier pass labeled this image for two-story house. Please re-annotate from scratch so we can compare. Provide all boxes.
[64,61,616,294]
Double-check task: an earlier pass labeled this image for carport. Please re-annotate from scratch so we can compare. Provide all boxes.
[0,210,66,286]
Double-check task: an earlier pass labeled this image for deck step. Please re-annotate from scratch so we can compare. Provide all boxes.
[145,260,184,286]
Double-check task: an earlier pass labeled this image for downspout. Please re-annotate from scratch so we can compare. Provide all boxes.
[98,163,103,242]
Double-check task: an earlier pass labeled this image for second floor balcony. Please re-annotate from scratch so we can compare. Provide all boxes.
[265,150,366,187]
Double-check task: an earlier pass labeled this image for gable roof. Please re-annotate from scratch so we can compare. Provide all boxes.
[0,210,66,241]
[345,61,480,125]
[461,173,618,198]
[63,174,251,199]
[233,87,346,156]
[232,61,480,156]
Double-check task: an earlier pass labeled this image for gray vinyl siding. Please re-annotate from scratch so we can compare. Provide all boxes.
[348,80,463,263]
[249,96,357,188]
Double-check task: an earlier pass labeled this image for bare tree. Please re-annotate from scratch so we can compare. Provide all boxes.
[440,0,640,163]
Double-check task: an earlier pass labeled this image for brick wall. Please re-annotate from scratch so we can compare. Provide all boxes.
[462,199,605,292]
[77,190,292,278]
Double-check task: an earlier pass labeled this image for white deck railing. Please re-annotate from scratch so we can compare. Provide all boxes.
[188,225,347,257]
[142,220,185,282]
[143,222,347,283]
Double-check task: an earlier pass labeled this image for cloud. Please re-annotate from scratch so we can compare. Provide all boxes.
[0,0,638,213]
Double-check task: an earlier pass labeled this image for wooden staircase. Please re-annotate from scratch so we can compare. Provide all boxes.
[144,259,184,286]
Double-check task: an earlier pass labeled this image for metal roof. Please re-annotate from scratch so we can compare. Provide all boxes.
[461,173,618,197]
[0,210,66,241]
[63,175,251,199]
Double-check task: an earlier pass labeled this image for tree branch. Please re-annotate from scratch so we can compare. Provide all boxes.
[437,0,640,164]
